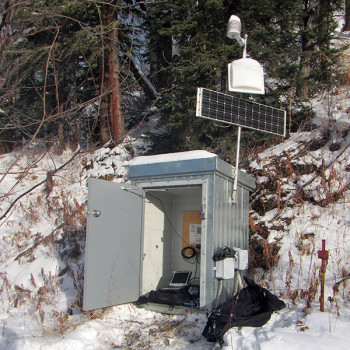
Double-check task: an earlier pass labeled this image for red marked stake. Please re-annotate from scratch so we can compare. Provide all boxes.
[318,239,329,312]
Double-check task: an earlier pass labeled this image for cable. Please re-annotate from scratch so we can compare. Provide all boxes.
[214,279,224,309]
[181,246,196,259]
[145,192,201,286]
[234,270,243,291]
[146,192,192,247]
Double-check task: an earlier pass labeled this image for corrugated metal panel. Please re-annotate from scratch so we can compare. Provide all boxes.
[126,152,255,312]
[200,174,215,310]
[209,173,251,308]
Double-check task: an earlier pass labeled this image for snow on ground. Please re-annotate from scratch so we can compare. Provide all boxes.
[1,87,350,349]
[222,301,350,350]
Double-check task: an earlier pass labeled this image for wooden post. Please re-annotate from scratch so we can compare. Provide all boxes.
[317,239,329,312]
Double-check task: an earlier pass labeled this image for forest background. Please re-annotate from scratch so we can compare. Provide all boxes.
[1,0,350,161]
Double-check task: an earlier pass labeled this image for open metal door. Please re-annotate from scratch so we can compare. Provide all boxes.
[83,178,144,310]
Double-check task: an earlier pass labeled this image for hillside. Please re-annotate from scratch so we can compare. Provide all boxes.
[249,86,350,300]
[1,75,350,350]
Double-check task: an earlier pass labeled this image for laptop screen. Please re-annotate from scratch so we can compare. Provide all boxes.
[169,271,192,287]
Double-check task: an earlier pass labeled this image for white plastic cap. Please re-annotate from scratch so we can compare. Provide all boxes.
[227,15,245,47]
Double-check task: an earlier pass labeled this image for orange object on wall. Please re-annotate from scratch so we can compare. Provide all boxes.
[182,211,201,252]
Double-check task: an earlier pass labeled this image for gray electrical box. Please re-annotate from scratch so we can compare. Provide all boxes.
[83,150,255,312]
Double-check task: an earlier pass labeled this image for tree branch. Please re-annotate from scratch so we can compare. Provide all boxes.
[128,55,159,100]
[0,24,60,185]
[0,148,81,222]
[14,223,65,261]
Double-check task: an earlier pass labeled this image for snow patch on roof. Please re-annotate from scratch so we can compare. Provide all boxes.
[125,150,217,166]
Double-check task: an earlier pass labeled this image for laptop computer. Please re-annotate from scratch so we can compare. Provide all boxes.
[159,271,192,293]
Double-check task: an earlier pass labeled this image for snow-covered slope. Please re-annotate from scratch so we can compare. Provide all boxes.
[249,88,350,300]
[1,87,350,348]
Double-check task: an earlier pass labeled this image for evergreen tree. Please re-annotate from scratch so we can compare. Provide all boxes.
[145,0,345,158]
[0,0,147,151]
[144,0,242,158]
[235,0,344,99]
[1,0,345,156]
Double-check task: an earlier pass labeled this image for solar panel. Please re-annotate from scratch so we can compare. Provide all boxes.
[196,87,286,137]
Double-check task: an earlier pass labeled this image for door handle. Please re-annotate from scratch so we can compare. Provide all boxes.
[88,209,101,217]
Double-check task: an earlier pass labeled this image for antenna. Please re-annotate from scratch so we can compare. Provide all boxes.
[196,15,286,203]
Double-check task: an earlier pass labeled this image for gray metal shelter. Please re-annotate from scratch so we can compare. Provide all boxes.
[83,150,255,312]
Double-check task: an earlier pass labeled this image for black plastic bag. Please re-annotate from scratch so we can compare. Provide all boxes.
[202,277,286,342]
[148,289,192,306]
[136,288,192,306]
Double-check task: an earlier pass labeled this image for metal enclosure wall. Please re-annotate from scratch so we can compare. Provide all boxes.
[127,151,255,311]
[141,188,202,293]
[142,192,173,294]
[211,174,250,307]
[199,167,252,310]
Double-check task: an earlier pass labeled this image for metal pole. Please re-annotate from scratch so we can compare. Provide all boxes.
[232,34,247,203]
[232,125,241,203]
[242,34,248,59]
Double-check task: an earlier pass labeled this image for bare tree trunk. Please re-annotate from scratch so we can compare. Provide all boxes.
[107,8,125,143]
[100,97,110,145]
[53,54,66,152]
[68,76,78,151]
[100,3,125,145]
